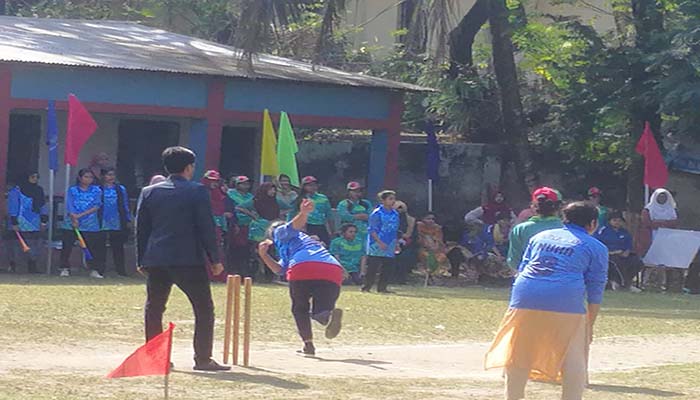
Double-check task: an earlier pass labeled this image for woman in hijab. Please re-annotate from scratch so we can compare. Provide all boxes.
[464,188,516,225]
[201,170,228,282]
[636,188,679,291]
[393,200,418,284]
[235,182,280,281]
[276,174,298,219]
[6,172,48,273]
[246,182,281,243]
[88,152,111,183]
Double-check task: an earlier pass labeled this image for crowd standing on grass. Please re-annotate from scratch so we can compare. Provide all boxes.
[2,150,699,295]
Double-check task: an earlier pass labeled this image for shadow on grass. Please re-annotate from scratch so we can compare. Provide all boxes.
[176,369,309,390]
[305,355,392,371]
[603,308,700,321]
[589,384,684,397]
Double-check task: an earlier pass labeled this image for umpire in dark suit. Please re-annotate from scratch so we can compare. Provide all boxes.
[136,146,229,371]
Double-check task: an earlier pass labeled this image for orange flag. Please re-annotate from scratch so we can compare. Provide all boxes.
[107,323,174,378]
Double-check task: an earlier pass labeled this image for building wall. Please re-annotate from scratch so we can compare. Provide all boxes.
[296,139,502,230]
[344,0,616,57]
[10,109,192,196]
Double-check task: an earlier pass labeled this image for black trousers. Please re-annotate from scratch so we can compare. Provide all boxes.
[289,280,340,342]
[609,254,643,288]
[60,229,105,273]
[145,266,215,363]
[362,256,394,292]
[306,224,330,246]
[93,230,129,275]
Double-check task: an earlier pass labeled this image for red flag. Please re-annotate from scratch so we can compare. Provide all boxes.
[635,121,669,189]
[107,323,174,378]
[64,94,97,166]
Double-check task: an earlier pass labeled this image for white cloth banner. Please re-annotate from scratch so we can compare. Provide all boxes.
[643,228,700,269]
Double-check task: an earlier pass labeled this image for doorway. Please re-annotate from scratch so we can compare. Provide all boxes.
[117,119,179,197]
[6,114,41,187]
[219,126,257,182]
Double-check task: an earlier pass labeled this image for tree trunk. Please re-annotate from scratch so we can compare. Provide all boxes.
[627,0,664,211]
[448,0,489,77]
[488,0,538,194]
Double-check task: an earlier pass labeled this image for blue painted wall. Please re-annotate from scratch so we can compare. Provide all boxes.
[189,119,208,179]
[225,80,391,120]
[368,130,388,196]
[11,66,208,108]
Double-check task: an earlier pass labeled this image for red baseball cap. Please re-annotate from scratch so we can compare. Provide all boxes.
[234,175,250,184]
[347,181,363,190]
[301,176,318,185]
[203,170,221,181]
[588,187,602,196]
[532,187,559,202]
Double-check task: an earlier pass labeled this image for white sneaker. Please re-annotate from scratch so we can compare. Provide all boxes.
[611,281,620,291]
[90,270,105,279]
[59,269,71,277]
[629,286,642,293]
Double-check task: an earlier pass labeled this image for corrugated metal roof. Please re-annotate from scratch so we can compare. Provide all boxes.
[0,16,432,92]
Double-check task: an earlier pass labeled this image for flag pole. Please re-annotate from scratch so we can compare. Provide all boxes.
[428,179,433,212]
[644,184,650,205]
[46,170,55,274]
[164,372,169,400]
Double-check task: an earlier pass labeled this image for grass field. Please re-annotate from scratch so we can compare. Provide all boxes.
[1,274,699,399]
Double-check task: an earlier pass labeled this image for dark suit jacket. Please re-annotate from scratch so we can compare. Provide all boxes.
[136,175,220,267]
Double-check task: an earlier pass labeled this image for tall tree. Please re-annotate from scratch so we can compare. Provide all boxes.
[487,0,538,193]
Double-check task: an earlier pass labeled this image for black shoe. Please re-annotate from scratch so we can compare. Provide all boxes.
[193,359,231,371]
[297,342,316,356]
[361,287,371,293]
[325,309,343,339]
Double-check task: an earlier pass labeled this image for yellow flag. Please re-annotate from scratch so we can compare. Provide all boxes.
[260,109,280,177]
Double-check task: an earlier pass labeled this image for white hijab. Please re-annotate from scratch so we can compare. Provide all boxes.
[646,188,678,221]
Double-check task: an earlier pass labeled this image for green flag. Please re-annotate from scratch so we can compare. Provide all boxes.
[277,112,300,187]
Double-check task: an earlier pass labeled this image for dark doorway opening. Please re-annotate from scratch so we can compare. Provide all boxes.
[117,119,179,197]
[6,114,41,187]
[219,126,257,181]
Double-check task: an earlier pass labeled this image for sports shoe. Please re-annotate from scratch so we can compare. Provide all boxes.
[297,342,316,356]
[193,359,231,371]
[59,268,71,277]
[325,309,343,339]
[90,270,105,279]
[610,281,620,291]
[629,286,642,293]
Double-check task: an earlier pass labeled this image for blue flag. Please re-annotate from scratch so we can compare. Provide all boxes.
[47,100,58,171]
[425,121,440,181]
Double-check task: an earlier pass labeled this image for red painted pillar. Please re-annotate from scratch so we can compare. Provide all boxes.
[383,93,404,189]
[0,65,11,215]
[205,79,225,171]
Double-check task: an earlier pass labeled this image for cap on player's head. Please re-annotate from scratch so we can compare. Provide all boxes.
[532,187,559,203]
[203,170,221,181]
[588,186,602,197]
[347,181,363,191]
[234,175,251,185]
[162,146,195,174]
[301,176,318,185]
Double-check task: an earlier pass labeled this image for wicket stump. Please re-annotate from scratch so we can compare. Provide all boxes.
[223,275,252,366]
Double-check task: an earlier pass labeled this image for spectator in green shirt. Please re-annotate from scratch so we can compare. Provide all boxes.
[336,181,372,238]
[330,224,366,285]
[507,187,563,270]
[296,176,333,245]
[587,187,609,228]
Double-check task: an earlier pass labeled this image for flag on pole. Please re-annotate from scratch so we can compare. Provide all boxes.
[47,100,59,171]
[64,94,97,166]
[260,109,280,177]
[425,121,440,182]
[107,323,175,378]
[635,121,669,189]
[277,112,300,187]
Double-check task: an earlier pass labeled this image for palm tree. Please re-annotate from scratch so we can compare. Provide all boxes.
[234,0,347,70]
